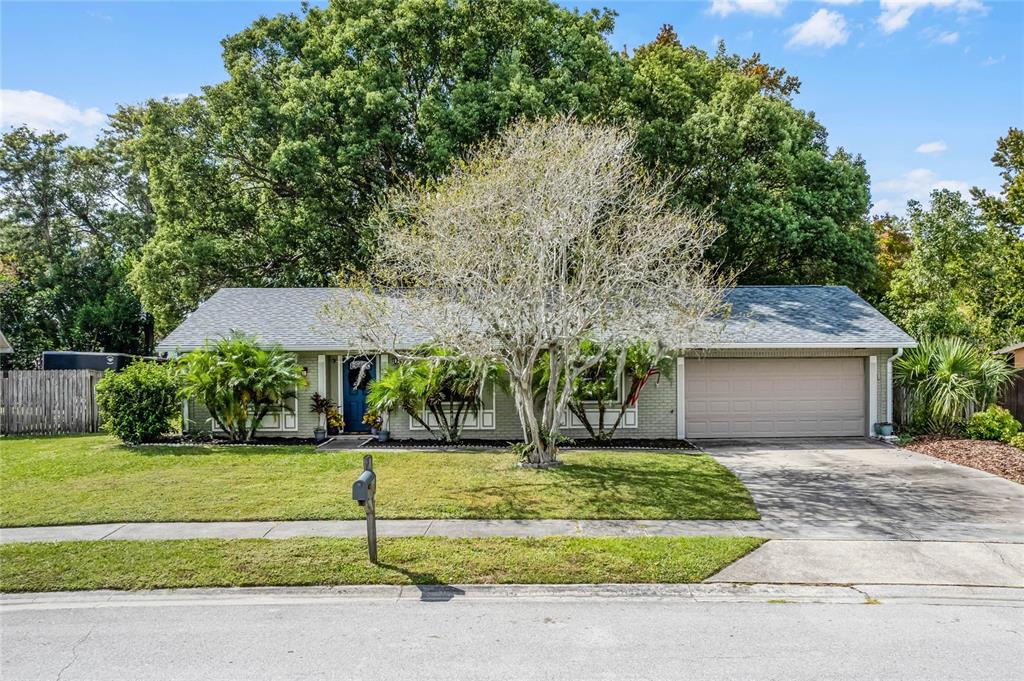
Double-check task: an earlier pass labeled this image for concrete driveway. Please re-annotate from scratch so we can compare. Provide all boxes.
[695,438,1024,542]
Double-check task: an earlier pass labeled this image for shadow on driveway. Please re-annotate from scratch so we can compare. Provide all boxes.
[694,438,1024,540]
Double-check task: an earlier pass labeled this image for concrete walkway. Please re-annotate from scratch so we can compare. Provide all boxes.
[707,540,1024,588]
[5,516,1024,544]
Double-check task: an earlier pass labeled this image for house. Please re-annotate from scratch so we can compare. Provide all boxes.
[0,328,12,355]
[155,286,917,440]
[995,342,1024,368]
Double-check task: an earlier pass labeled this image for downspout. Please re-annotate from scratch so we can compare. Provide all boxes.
[886,347,904,424]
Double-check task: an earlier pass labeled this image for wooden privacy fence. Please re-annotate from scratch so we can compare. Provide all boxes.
[999,374,1024,424]
[893,376,1024,430]
[0,370,103,435]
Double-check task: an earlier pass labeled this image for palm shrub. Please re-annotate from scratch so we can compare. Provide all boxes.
[177,333,306,442]
[563,341,673,440]
[95,360,180,444]
[894,337,1018,434]
[367,348,493,442]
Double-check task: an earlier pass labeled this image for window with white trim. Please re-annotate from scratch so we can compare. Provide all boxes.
[560,369,639,430]
[254,389,299,431]
[409,382,497,431]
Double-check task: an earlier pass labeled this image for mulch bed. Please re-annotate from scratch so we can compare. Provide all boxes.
[141,435,318,447]
[903,436,1024,485]
[139,435,698,451]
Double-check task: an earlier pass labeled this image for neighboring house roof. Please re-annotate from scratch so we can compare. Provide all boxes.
[155,285,917,353]
[995,342,1024,354]
[0,328,12,354]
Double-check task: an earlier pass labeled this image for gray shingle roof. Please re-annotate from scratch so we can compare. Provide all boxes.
[156,285,916,353]
[155,288,432,353]
[706,286,916,347]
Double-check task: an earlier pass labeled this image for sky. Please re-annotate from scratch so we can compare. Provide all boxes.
[1,0,1022,216]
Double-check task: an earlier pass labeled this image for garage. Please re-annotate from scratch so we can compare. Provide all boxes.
[684,357,866,438]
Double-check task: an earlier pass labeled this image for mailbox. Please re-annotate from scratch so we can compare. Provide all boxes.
[353,455,378,563]
[352,469,376,505]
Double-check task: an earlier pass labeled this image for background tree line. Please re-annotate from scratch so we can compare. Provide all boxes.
[2,0,1021,368]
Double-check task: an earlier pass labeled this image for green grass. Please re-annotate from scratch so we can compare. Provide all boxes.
[0,536,765,592]
[0,435,758,526]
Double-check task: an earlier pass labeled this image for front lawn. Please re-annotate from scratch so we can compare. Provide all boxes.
[0,536,765,592]
[0,435,758,526]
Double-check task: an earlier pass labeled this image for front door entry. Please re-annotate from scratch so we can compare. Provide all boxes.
[342,357,375,432]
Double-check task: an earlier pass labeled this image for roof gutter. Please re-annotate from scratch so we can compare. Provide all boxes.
[683,342,919,349]
[886,347,904,424]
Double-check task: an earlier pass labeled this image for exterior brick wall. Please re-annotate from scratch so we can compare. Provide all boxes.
[184,351,324,438]
[186,348,896,440]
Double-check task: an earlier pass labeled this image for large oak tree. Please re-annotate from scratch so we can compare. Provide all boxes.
[129,1,876,335]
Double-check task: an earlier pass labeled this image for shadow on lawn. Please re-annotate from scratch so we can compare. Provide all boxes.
[458,459,759,520]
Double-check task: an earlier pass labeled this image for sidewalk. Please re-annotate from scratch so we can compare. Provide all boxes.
[4,517,1024,543]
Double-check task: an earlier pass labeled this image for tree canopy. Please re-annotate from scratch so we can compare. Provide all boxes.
[4,0,1016,367]
[0,122,154,368]
[126,0,875,335]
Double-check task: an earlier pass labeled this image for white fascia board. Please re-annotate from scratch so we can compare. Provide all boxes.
[156,344,409,354]
[684,342,918,349]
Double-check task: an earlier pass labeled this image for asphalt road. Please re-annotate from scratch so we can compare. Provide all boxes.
[2,589,1022,680]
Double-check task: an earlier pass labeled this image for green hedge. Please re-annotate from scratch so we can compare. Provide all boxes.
[95,361,180,444]
[966,405,1021,443]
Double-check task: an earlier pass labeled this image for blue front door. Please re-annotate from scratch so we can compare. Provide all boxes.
[342,357,375,432]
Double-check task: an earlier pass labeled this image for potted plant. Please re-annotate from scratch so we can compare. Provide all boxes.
[310,392,334,443]
[326,406,345,436]
[363,410,383,435]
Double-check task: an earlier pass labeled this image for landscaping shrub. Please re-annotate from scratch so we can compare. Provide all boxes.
[966,406,1021,442]
[367,347,493,443]
[95,361,180,444]
[894,337,1018,434]
[1010,433,1024,451]
[177,333,306,442]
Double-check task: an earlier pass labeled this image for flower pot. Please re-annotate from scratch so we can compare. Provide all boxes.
[313,427,327,443]
[377,430,390,443]
[875,423,893,437]
[370,427,379,436]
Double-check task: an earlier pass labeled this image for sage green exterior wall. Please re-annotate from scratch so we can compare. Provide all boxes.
[183,351,326,437]
[185,348,895,440]
[383,363,679,441]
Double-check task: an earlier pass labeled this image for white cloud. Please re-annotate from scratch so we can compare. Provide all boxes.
[982,54,1005,66]
[709,0,787,18]
[915,140,948,154]
[786,9,850,49]
[820,0,861,4]
[0,89,105,144]
[877,168,970,203]
[934,30,959,43]
[878,1,986,35]
[871,198,901,215]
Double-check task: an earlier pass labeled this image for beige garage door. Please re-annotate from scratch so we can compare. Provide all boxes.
[685,358,865,438]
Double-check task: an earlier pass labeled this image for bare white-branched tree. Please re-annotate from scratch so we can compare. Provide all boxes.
[340,116,727,464]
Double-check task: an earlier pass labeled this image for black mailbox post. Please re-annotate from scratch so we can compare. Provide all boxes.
[352,455,377,563]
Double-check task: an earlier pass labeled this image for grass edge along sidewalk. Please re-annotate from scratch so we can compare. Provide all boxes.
[0,536,765,592]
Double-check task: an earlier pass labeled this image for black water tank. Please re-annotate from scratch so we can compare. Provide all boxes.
[41,352,143,372]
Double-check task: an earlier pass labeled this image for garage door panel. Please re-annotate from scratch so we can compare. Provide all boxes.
[686,358,865,438]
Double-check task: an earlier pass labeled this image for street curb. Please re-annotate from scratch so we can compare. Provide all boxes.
[2,583,1021,610]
